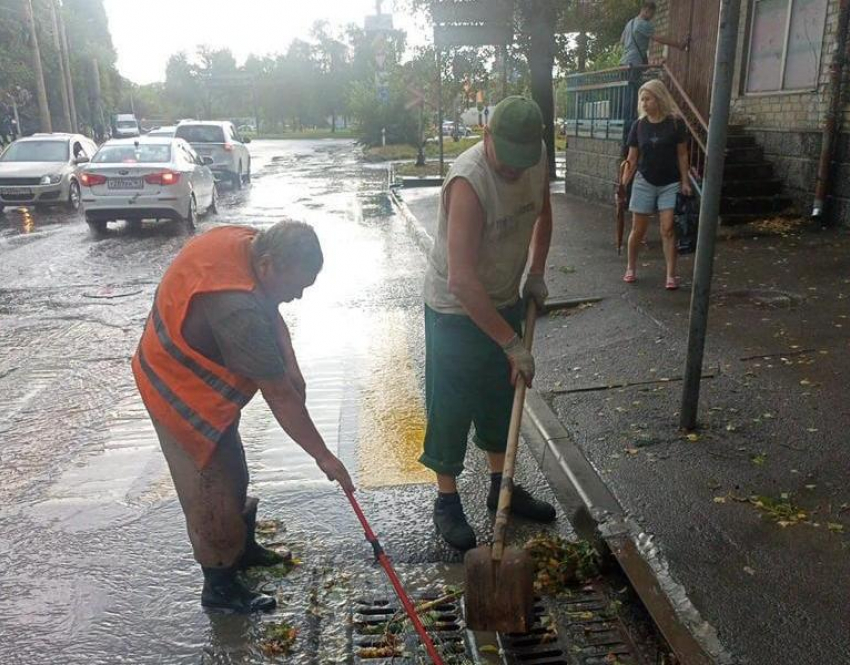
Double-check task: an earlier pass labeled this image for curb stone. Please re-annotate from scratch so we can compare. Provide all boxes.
[389,185,738,665]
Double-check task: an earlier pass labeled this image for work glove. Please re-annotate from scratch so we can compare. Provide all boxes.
[522,273,548,310]
[502,334,535,387]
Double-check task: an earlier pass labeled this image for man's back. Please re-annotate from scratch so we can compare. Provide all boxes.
[621,15,655,66]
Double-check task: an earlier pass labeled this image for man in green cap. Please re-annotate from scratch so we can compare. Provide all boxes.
[421,95,555,550]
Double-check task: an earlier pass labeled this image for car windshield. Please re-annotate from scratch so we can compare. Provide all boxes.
[1,140,69,162]
[92,144,172,164]
[116,121,137,128]
[175,125,225,144]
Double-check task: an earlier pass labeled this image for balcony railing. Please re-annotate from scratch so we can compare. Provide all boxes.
[564,64,709,194]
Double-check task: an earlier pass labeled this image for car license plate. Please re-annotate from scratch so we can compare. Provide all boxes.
[1,187,33,196]
[107,178,144,190]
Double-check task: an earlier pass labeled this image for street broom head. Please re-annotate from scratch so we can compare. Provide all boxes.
[463,544,535,634]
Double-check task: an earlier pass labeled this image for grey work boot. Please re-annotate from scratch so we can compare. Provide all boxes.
[487,473,556,523]
[201,566,276,613]
[433,493,477,551]
[238,498,291,570]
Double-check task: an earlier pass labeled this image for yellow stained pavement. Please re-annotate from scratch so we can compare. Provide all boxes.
[356,310,433,488]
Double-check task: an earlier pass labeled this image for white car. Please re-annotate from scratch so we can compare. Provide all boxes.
[174,121,251,189]
[0,133,97,213]
[80,137,217,235]
[146,126,177,138]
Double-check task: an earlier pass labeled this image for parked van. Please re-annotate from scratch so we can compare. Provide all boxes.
[112,114,140,138]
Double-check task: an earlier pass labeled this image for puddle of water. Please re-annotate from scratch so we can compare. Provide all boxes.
[357,310,432,488]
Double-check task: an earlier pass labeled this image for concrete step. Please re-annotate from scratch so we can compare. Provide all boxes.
[722,178,783,197]
[720,195,794,215]
[725,146,764,164]
[724,162,774,180]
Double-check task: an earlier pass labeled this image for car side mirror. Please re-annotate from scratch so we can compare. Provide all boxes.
[242,137,252,144]
[202,156,214,166]
[74,155,90,164]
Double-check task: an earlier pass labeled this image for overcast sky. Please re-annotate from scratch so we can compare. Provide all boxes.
[104,0,430,85]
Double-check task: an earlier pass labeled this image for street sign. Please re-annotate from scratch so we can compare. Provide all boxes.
[431,0,513,24]
[434,24,513,47]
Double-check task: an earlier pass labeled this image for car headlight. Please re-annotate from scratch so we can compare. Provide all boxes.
[40,174,62,185]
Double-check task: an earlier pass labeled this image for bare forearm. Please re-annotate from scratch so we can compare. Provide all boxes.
[678,149,690,183]
[653,35,683,49]
[261,381,330,461]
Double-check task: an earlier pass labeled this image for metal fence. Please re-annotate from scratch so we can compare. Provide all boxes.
[563,66,659,142]
[564,64,708,194]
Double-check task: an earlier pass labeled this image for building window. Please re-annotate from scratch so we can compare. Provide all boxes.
[746,0,829,93]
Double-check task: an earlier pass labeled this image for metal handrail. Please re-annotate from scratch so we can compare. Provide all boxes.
[661,64,708,132]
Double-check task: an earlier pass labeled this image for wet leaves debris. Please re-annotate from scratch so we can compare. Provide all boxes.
[524,534,601,594]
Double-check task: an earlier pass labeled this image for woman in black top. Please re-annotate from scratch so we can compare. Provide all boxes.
[621,79,692,290]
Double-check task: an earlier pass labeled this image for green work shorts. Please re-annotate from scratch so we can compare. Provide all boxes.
[419,301,523,477]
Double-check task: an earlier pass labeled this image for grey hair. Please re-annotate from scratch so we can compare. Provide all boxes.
[252,220,324,275]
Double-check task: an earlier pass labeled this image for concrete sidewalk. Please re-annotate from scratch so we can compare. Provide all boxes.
[397,185,850,665]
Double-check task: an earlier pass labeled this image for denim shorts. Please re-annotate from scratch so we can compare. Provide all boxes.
[629,172,680,214]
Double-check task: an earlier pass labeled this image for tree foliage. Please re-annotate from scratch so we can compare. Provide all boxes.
[0,0,121,135]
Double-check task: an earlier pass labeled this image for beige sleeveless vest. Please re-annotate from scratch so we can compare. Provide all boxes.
[424,140,547,314]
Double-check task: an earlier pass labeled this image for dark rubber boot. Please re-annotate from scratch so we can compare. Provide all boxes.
[201,566,276,613]
[238,498,290,570]
[488,473,556,523]
[433,493,477,551]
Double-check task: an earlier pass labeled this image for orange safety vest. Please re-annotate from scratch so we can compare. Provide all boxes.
[132,226,264,468]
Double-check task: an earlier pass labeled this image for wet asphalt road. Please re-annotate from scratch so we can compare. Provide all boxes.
[0,140,568,664]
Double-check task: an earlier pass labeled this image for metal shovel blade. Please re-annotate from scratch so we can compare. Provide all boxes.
[463,544,535,634]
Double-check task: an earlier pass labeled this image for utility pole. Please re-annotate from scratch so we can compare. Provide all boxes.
[49,0,72,132]
[89,57,106,140]
[679,0,742,430]
[437,48,444,177]
[23,0,52,133]
[58,1,77,131]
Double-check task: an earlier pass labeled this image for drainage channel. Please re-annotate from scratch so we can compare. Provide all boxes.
[350,594,470,664]
[349,582,648,665]
[499,585,644,665]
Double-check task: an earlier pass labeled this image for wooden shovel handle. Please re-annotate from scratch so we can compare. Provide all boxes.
[492,300,537,561]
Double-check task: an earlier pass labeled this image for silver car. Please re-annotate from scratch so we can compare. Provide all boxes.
[80,137,217,235]
[174,121,252,189]
[0,133,97,213]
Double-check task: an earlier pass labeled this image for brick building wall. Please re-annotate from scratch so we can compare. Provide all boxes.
[563,136,622,203]
[728,0,849,220]
[648,0,850,223]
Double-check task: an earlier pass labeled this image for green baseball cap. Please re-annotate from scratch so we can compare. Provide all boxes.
[489,96,544,169]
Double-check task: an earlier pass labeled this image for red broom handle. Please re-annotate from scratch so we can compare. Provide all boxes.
[345,490,445,665]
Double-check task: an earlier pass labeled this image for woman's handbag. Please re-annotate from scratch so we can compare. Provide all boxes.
[674,193,699,254]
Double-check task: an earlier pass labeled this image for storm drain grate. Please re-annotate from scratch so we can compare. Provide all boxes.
[350,595,469,664]
[499,588,642,665]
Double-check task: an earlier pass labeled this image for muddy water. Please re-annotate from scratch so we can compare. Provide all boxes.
[0,140,568,664]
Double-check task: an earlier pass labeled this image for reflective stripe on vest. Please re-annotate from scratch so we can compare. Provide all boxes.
[132,226,263,468]
[149,304,252,408]
[136,347,224,442]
